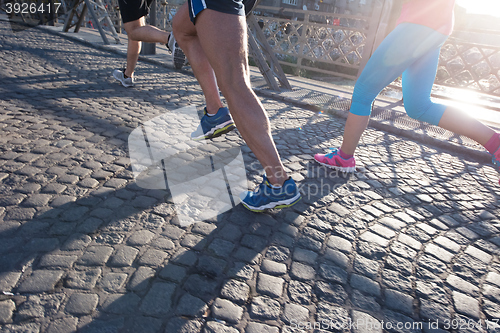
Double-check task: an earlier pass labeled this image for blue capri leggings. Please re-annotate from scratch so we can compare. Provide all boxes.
[350,22,449,126]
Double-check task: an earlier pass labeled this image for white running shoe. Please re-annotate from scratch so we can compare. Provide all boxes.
[167,33,187,70]
[113,69,134,87]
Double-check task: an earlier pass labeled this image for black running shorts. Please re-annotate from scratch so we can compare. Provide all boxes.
[118,0,154,23]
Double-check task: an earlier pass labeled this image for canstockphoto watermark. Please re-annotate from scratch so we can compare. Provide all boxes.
[128,105,247,227]
[298,179,347,200]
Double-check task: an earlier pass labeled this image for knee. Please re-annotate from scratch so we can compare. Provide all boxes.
[219,76,251,96]
[350,82,376,117]
[123,25,136,37]
[123,20,142,39]
[404,101,428,120]
[171,4,191,46]
[172,15,181,36]
[404,99,441,125]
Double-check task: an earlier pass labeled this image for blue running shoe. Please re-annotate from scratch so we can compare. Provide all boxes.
[191,107,236,140]
[240,175,301,212]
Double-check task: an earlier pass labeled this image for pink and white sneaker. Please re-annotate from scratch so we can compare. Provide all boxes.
[314,148,356,172]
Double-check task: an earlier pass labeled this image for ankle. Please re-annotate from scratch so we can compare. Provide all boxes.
[266,175,288,187]
[206,106,223,116]
[339,148,353,159]
[485,133,500,154]
[123,69,133,78]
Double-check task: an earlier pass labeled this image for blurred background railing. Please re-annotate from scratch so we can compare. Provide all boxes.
[2,0,499,97]
[436,38,500,97]
[248,6,378,81]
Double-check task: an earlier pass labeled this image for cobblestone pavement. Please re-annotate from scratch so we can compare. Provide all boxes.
[1,20,500,333]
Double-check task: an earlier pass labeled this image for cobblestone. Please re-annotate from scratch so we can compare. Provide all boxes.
[205,321,239,333]
[350,273,381,296]
[316,303,349,328]
[108,245,139,267]
[65,269,101,290]
[102,293,140,315]
[351,289,381,313]
[250,296,281,320]
[465,245,493,263]
[288,280,312,305]
[98,272,128,292]
[212,298,243,323]
[424,243,455,262]
[446,274,479,295]
[315,281,347,305]
[261,259,287,275]
[139,282,176,316]
[282,303,309,325]
[384,288,414,315]
[164,317,203,333]
[65,293,98,315]
[220,279,250,304]
[137,248,168,266]
[0,300,16,324]
[452,291,480,319]
[257,273,284,298]
[245,322,279,333]
[17,270,64,293]
[39,254,78,269]
[46,317,78,333]
[319,263,348,284]
[1,20,499,333]
[77,245,113,266]
[159,264,186,283]
[326,235,352,252]
[128,266,155,292]
[176,293,208,317]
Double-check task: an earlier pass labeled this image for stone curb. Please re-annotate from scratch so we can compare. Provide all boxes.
[254,88,494,164]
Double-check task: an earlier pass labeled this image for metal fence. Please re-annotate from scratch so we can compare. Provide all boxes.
[437,38,500,96]
[71,1,500,98]
[249,5,379,81]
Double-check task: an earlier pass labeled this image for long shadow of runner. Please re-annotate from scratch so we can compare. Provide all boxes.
[3,97,499,332]
[0,121,356,332]
[71,122,356,332]
[75,172,354,332]
[3,111,499,333]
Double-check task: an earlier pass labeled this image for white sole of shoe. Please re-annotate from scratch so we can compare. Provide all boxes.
[240,192,302,212]
[315,160,355,172]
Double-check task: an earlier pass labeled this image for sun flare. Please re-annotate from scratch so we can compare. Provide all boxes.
[456,0,500,17]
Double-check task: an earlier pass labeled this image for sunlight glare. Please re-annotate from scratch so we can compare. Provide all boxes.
[456,0,500,17]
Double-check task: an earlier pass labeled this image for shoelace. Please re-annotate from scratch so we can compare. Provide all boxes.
[325,148,339,159]
[251,181,267,195]
[493,148,500,169]
[252,176,277,196]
